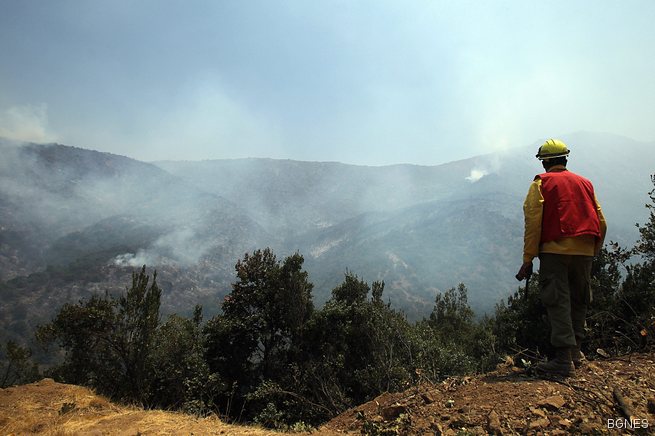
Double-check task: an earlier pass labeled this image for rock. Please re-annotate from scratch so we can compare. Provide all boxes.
[487,410,502,435]
[538,395,566,410]
[647,397,655,414]
[558,418,572,428]
[528,417,550,430]
[381,404,406,421]
[529,407,546,418]
[421,392,434,404]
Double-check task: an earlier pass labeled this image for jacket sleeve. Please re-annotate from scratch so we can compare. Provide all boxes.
[523,179,543,263]
[594,195,608,256]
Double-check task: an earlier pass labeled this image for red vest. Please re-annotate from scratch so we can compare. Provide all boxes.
[537,170,601,243]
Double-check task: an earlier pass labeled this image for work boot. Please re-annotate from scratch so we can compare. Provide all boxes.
[535,347,575,377]
[571,339,586,369]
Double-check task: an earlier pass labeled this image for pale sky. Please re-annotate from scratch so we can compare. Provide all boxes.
[1,0,654,165]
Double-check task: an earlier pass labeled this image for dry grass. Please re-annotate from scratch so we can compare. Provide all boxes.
[0,379,345,435]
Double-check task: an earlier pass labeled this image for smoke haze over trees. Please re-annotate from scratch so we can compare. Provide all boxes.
[0,132,652,335]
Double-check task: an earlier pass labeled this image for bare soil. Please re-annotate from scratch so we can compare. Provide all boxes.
[322,352,655,435]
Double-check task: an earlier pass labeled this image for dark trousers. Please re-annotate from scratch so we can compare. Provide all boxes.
[538,253,593,348]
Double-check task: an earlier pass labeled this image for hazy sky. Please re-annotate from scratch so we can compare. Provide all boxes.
[1,1,654,165]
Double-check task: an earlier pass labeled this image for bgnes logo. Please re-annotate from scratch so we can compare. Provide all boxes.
[607,418,649,429]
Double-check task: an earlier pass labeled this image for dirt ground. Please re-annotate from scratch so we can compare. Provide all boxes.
[2,353,654,435]
[322,352,655,435]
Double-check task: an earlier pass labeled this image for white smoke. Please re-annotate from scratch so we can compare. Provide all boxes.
[465,152,504,183]
[112,228,211,268]
[152,228,209,265]
[113,250,161,268]
[0,104,58,143]
[466,168,488,183]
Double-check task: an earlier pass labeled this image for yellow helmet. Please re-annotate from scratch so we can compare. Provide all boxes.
[536,139,570,160]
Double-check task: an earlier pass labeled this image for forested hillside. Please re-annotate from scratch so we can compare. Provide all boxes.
[156,131,653,311]
[1,133,653,350]
[0,140,272,345]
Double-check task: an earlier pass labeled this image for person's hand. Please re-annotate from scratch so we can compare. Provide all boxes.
[515,261,533,281]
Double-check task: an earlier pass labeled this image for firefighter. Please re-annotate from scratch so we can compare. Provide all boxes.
[516,139,607,376]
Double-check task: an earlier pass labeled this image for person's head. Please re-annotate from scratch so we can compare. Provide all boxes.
[536,139,569,170]
[541,156,568,170]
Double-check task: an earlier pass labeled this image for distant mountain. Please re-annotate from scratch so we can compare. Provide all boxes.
[156,132,654,313]
[0,141,273,343]
[154,157,490,236]
[1,132,653,345]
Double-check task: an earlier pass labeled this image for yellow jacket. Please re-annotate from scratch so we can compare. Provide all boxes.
[523,166,607,263]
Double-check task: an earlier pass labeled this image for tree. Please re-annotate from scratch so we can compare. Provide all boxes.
[634,174,655,261]
[149,307,222,415]
[291,273,414,424]
[331,271,370,305]
[602,174,655,351]
[629,174,655,346]
[1,341,40,388]
[419,284,498,377]
[429,283,475,340]
[37,266,162,403]
[586,244,629,353]
[204,249,314,421]
[115,266,162,400]
[218,249,313,380]
[36,293,118,392]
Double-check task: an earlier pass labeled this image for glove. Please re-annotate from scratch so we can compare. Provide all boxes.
[515,261,533,281]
